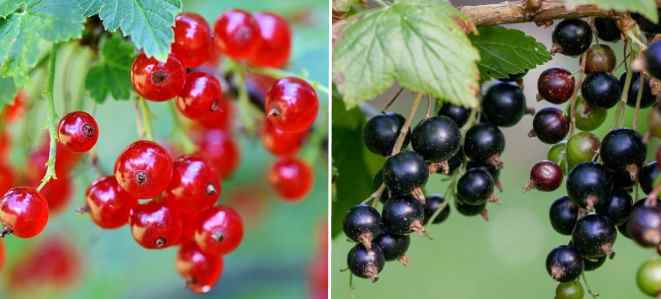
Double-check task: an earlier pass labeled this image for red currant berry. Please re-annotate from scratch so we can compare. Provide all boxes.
[261,119,306,156]
[248,12,292,68]
[265,77,319,133]
[57,111,99,152]
[538,68,575,104]
[172,12,212,68]
[166,155,221,214]
[0,164,14,196]
[194,205,244,255]
[85,176,137,229]
[130,200,183,249]
[176,72,224,120]
[3,90,25,123]
[0,187,49,238]
[195,129,239,179]
[131,53,186,101]
[177,208,200,243]
[114,140,174,198]
[195,98,233,130]
[214,9,261,60]
[176,242,223,294]
[268,157,314,201]
[39,177,72,215]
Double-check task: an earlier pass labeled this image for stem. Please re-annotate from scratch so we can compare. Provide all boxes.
[425,96,433,118]
[382,88,404,111]
[567,54,584,137]
[615,41,633,129]
[37,44,61,191]
[425,171,458,227]
[581,273,599,299]
[235,65,258,134]
[633,74,644,131]
[136,96,154,140]
[626,31,648,50]
[247,66,329,95]
[168,102,196,153]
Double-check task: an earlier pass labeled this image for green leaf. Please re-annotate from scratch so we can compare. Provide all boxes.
[85,34,135,103]
[333,0,480,109]
[564,0,658,22]
[86,0,182,61]
[0,0,85,84]
[470,26,551,82]
[77,0,103,17]
[0,1,21,18]
[0,76,15,107]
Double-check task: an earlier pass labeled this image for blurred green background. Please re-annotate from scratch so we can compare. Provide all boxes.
[331,21,659,299]
[0,1,329,299]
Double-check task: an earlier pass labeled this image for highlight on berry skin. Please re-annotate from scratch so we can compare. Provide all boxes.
[331,1,661,298]
[0,1,328,297]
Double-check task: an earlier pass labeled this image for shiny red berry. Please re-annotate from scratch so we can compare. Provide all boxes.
[0,187,49,238]
[166,155,220,214]
[176,242,223,294]
[85,176,137,229]
[172,12,212,68]
[195,99,233,130]
[268,157,314,201]
[0,164,14,196]
[261,119,306,156]
[39,177,73,215]
[4,90,25,123]
[57,111,99,152]
[248,12,292,68]
[176,72,224,120]
[525,160,563,192]
[538,68,575,104]
[265,77,318,133]
[194,205,244,255]
[195,129,239,179]
[131,53,186,101]
[114,140,174,198]
[130,200,183,249]
[214,9,261,59]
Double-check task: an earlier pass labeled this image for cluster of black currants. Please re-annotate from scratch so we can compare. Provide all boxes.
[528,16,661,298]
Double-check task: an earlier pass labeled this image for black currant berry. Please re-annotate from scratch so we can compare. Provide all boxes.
[374,233,410,262]
[640,162,660,194]
[609,164,636,192]
[572,214,617,259]
[531,107,569,144]
[627,204,661,248]
[423,194,450,225]
[383,151,429,196]
[546,245,584,282]
[455,200,487,219]
[382,195,424,235]
[438,103,471,128]
[632,10,661,34]
[481,83,528,127]
[456,168,497,206]
[464,123,505,168]
[595,189,633,226]
[550,196,579,235]
[411,116,461,163]
[343,204,383,248]
[552,19,592,56]
[445,147,465,175]
[537,68,575,104]
[583,44,616,73]
[584,256,606,272]
[646,41,661,80]
[600,128,646,180]
[347,243,385,281]
[363,112,408,156]
[556,281,585,299]
[566,162,611,209]
[594,17,620,41]
[525,160,563,192]
[581,72,622,109]
[621,72,655,108]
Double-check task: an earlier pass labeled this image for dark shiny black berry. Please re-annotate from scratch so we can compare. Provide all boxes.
[610,166,636,192]
[464,123,505,168]
[566,162,611,209]
[640,162,660,194]
[343,205,383,248]
[445,147,465,175]
[632,10,661,34]
[466,159,500,180]
[383,151,429,194]
[552,19,592,56]
[646,41,661,80]
[600,128,646,180]
[594,17,621,41]
[382,195,424,235]
[537,68,575,104]
[584,256,606,271]
[423,194,450,224]
[363,112,408,156]
[596,189,633,226]
[411,116,461,162]
[550,196,579,235]
[374,233,410,262]
[481,83,527,127]
[456,168,496,206]
[531,107,569,144]
[455,200,486,217]
[546,245,584,282]
[621,72,655,108]
[581,72,622,109]
[572,214,617,259]
[438,103,471,128]
[618,222,632,239]
[627,204,661,248]
[347,243,385,281]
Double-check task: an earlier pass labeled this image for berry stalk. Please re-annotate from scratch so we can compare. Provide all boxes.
[37,43,61,191]
[168,101,196,153]
[248,66,329,95]
[136,96,154,140]
[614,40,634,129]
